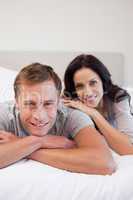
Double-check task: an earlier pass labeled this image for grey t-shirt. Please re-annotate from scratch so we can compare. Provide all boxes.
[111,99,133,142]
[0,101,94,138]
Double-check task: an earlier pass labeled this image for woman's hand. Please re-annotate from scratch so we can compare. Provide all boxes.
[63,99,96,118]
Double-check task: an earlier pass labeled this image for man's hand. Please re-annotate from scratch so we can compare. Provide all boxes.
[41,135,76,149]
[0,131,19,144]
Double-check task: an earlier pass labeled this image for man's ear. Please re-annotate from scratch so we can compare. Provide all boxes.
[15,97,19,109]
[57,95,61,104]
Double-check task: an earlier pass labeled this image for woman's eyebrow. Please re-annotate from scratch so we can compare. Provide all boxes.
[75,82,84,87]
[89,78,98,81]
[76,78,97,84]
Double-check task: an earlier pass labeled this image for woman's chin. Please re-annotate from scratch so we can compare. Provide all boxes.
[85,101,98,108]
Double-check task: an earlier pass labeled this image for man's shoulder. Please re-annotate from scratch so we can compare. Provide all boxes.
[58,102,93,123]
[57,101,83,118]
[0,101,16,118]
[0,100,15,110]
[57,102,94,138]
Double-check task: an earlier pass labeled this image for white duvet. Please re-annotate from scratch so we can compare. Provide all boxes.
[0,152,133,200]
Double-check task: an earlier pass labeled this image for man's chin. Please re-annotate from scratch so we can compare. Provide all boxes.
[32,132,48,137]
[29,128,49,137]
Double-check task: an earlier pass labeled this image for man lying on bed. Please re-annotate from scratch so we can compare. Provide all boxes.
[0,63,116,174]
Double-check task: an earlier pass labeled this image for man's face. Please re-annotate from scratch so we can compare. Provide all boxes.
[16,80,59,137]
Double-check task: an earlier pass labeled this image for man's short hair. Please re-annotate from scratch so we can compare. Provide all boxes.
[14,62,62,97]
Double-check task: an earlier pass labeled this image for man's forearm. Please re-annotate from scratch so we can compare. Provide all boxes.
[29,147,116,175]
[0,134,75,169]
[41,135,76,149]
[0,136,42,169]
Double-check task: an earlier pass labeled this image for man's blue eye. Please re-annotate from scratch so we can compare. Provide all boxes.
[24,102,35,107]
[44,102,54,106]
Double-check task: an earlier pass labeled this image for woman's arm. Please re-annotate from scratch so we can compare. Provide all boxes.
[64,99,133,155]
[90,109,133,155]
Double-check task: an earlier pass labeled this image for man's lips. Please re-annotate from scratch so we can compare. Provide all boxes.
[29,122,49,128]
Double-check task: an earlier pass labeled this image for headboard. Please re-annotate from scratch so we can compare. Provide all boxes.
[0,51,124,84]
[0,51,124,102]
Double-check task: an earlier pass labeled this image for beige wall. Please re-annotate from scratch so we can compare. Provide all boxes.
[0,0,132,88]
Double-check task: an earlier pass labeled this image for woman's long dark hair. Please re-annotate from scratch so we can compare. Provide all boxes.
[64,54,131,120]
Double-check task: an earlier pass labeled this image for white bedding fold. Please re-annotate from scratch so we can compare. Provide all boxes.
[0,152,133,200]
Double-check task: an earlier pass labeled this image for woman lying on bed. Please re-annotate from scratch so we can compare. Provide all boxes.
[63,54,133,155]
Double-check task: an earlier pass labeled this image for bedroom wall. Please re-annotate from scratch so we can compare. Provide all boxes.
[0,0,132,89]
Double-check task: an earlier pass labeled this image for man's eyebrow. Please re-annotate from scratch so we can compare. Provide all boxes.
[23,99,56,104]
[23,100,33,103]
[23,100,36,104]
[44,100,56,103]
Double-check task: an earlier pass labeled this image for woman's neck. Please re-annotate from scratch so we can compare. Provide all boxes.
[96,99,108,118]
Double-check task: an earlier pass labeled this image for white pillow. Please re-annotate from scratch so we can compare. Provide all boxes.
[0,66,17,102]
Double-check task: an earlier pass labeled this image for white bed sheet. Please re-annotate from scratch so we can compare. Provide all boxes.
[0,152,133,200]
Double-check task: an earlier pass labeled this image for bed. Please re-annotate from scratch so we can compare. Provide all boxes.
[0,51,133,200]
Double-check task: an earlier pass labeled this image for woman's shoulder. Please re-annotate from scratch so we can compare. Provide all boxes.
[113,97,132,116]
[113,97,130,106]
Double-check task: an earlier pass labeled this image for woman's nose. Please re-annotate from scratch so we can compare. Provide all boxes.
[84,85,93,96]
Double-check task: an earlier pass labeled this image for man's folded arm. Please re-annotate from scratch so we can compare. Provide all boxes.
[0,131,75,168]
[29,127,116,175]
[0,132,42,168]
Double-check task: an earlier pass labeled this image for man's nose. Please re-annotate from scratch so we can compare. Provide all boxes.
[32,107,48,122]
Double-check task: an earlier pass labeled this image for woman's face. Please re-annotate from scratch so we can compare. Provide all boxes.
[73,67,104,108]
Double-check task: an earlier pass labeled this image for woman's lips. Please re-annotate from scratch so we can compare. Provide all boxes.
[83,95,97,102]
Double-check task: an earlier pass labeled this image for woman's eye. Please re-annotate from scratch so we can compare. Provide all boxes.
[90,80,97,86]
[75,85,84,90]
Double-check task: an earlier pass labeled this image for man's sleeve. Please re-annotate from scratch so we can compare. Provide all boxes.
[64,109,95,138]
[0,104,11,131]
